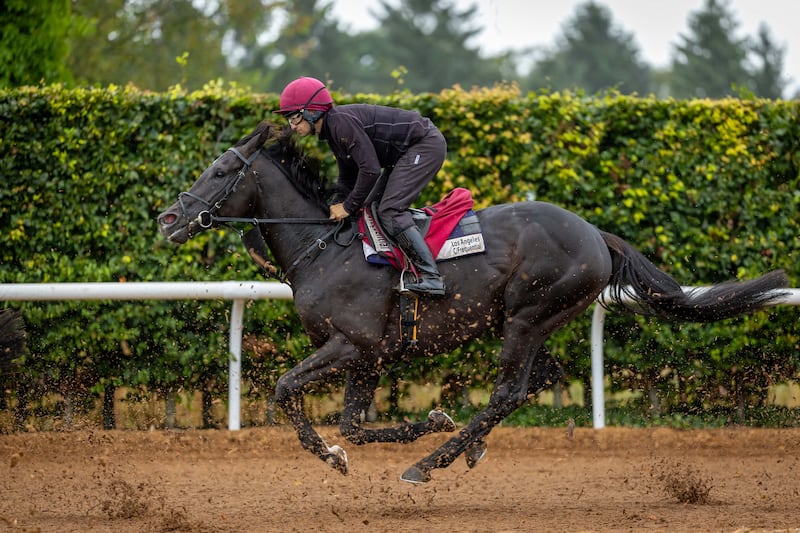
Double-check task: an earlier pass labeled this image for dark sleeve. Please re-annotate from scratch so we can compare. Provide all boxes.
[328,114,382,213]
[332,160,356,204]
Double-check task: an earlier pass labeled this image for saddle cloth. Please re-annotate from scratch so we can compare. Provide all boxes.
[359,187,486,269]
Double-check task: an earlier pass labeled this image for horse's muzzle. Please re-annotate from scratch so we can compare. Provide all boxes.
[157,209,191,244]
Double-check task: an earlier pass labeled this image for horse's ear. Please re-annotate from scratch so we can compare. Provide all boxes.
[257,121,275,143]
[260,121,297,148]
[236,121,275,149]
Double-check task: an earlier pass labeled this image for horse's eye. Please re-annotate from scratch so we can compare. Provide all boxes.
[215,170,225,178]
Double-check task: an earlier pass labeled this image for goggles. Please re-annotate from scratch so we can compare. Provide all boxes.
[286,111,304,126]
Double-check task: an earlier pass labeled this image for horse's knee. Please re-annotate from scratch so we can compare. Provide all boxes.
[509,390,529,409]
[273,374,296,408]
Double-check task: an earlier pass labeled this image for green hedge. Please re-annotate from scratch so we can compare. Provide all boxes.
[1,84,798,423]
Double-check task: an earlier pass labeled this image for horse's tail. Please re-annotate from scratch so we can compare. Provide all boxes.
[0,308,26,370]
[600,231,789,322]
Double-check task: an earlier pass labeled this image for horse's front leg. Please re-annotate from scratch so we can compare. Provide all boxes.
[273,333,359,475]
[339,365,456,445]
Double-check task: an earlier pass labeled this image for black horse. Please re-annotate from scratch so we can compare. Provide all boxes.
[158,121,788,483]
[1,309,25,370]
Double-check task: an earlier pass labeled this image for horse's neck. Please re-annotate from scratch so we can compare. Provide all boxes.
[252,161,337,280]
[262,220,329,267]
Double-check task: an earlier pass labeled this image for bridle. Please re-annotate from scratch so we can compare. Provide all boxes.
[178,146,341,228]
[177,147,260,230]
[174,145,354,282]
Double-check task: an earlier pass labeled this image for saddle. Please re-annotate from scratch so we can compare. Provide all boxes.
[358,187,485,271]
[358,187,486,347]
[243,187,487,348]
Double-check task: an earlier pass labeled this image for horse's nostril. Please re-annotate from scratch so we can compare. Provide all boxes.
[161,213,178,225]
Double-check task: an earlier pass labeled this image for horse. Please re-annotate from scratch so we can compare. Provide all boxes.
[157,121,788,483]
[1,308,26,372]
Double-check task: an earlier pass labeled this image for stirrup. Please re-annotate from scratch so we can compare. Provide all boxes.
[404,280,445,297]
[399,270,445,297]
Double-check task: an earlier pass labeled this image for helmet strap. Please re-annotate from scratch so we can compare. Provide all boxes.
[300,84,329,134]
[302,109,325,134]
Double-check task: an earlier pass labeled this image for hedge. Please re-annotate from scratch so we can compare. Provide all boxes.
[1,83,798,425]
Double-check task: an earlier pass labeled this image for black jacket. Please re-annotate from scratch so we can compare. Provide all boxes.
[319,104,436,214]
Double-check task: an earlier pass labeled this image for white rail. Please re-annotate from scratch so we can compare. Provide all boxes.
[4,282,797,431]
[590,287,800,428]
[0,281,294,430]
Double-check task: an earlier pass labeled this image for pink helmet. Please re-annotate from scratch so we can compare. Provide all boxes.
[275,77,334,114]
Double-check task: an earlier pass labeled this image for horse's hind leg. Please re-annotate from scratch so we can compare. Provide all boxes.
[339,365,456,445]
[399,216,610,483]
[464,345,563,469]
[401,282,599,483]
[528,345,564,395]
[400,318,546,483]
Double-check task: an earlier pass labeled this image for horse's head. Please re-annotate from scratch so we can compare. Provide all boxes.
[158,122,277,244]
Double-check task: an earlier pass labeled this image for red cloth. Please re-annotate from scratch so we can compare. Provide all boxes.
[422,188,474,256]
[359,187,475,269]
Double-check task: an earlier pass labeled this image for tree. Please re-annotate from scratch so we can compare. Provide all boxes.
[358,0,511,93]
[238,0,512,95]
[0,0,74,87]
[237,0,366,93]
[68,0,276,91]
[50,0,515,95]
[669,0,750,98]
[747,24,787,99]
[524,1,653,95]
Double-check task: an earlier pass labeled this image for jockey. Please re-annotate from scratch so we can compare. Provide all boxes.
[275,76,447,297]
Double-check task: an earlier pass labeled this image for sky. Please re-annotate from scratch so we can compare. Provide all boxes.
[329,0,799,96]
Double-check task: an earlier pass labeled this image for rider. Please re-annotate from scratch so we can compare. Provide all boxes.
[275,76,447,297]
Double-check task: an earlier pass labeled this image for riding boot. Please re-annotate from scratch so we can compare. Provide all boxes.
[395,226,446,297]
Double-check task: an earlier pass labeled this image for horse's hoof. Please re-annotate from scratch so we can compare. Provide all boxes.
[427,410,456,432]
[465,440,487,469]
[400,466,431,484]
[325,445,349,475]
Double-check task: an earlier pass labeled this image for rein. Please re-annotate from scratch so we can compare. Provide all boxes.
[209,215,338,225]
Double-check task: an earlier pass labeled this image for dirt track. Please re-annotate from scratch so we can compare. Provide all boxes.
[2,425,799,532]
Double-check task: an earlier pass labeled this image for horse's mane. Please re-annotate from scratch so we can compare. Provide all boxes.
[236,121,334,211]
